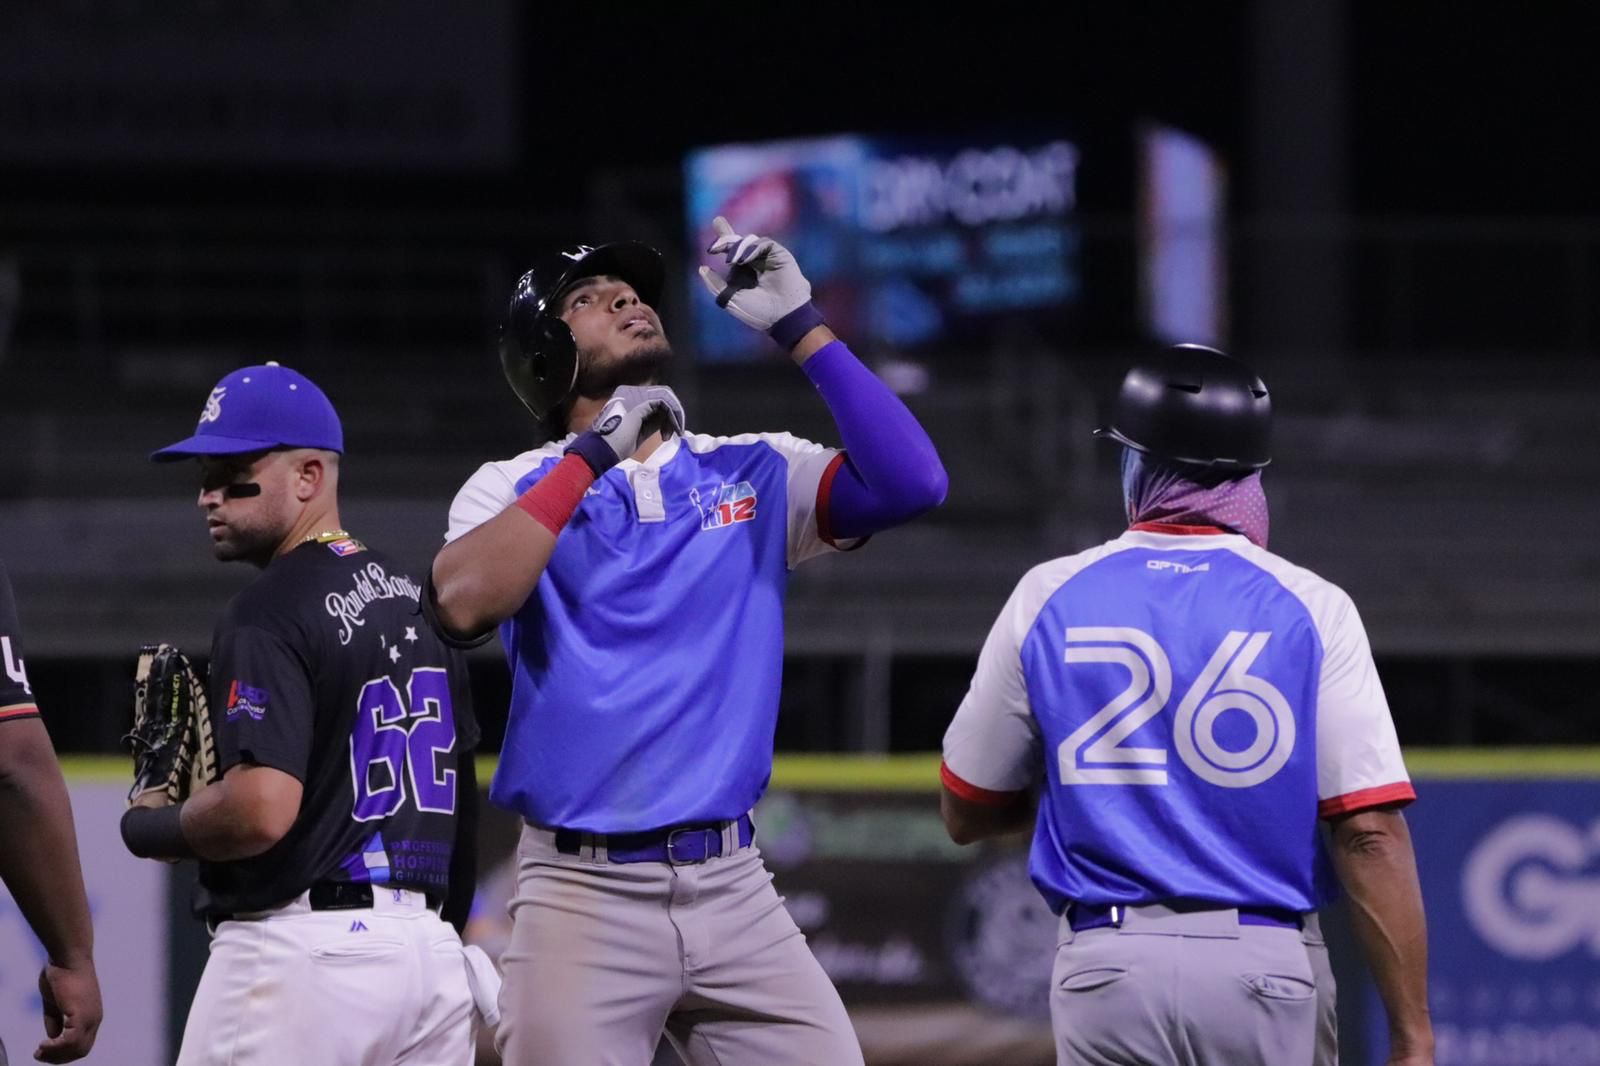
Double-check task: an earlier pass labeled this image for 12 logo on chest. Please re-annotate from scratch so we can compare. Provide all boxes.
[689,481,758,530]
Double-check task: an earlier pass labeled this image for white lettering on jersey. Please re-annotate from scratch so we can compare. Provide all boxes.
[325,562,422,646]
[2,635,30,695]
[1146,559,1210,574]
[1463,814,1600,960]
[1059,628,1294,789]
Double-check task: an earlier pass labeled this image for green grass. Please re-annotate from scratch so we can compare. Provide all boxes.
[63,748,1600,789]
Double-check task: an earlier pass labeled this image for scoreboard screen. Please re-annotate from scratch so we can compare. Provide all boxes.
[685,133,1082,362]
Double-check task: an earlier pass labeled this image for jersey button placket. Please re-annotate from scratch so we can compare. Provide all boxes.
[633,467,666,523]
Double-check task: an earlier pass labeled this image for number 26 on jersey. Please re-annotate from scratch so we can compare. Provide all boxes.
[1059,627,1295,789]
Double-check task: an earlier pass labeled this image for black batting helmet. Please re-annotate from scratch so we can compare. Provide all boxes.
[1094,343,1272,470]
[499,242,666,420]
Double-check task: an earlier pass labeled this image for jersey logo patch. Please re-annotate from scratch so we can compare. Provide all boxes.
[689,481,758,530]
[327,538,364,557]
[225,680,268,720]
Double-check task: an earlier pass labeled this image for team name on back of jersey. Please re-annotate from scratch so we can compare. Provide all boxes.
[1147,559,1210,575]
[324,562,422,645]
[689,480,758,531]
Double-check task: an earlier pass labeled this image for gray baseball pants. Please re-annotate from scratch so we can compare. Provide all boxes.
[495,821,864,1066]
[1303,912,1339,1066]
[1050,903,1320,1066]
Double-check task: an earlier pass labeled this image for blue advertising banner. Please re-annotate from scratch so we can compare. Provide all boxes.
[1378,779,1600,1065]
[684,133,1082,361]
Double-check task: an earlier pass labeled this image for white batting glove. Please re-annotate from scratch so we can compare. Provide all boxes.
[564,385,685,475]
[697,216,826,348]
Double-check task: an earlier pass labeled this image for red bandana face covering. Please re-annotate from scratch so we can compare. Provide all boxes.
[1120,448,1270,549]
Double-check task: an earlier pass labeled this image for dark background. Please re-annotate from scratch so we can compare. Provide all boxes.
[3,0,1596,756]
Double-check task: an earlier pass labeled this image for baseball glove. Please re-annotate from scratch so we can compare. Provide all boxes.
[125,643,218,804]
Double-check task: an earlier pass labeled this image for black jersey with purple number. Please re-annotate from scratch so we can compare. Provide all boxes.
[194,537,478,917]
[0,562,39,722]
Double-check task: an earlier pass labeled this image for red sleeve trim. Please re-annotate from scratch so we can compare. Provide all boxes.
[1318,781,1416,818]
[815,452,867,551]
[940,760,1025,808]
[0,703,40,721]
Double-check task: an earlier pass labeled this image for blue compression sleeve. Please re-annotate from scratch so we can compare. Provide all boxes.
[802,340,948,540]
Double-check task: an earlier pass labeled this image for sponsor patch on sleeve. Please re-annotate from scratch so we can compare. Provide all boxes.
[226,680,269,720]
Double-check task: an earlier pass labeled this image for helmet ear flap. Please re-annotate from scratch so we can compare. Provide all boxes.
[499,316,579,420]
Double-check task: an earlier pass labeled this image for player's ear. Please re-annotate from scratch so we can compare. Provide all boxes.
[290,450,337,502]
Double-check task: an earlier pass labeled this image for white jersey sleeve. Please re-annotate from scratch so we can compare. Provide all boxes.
[750,432,862,569]
[940,571,1046,802]
[445,461,522,545]
[1313,586,1414,817]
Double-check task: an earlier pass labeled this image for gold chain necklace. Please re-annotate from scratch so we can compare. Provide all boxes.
[301,529,352,544]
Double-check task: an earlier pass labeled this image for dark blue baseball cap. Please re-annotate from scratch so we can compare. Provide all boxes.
[150,362,344,462]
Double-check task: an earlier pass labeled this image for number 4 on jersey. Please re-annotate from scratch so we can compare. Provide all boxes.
[350,667,458,821]
[2,636,31,696]
[1059,627,1296,789]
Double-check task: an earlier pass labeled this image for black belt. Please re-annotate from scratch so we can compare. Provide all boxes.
[308,882,445,911]
[214,882,443,924]
[555,814,755,865]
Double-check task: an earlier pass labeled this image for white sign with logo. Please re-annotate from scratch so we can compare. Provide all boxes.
[1462,813,1600,961]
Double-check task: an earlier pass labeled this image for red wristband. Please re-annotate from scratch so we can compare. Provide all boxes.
[514,454,597,535]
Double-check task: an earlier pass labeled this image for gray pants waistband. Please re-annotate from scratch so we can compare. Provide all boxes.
[1058,903,1317,943]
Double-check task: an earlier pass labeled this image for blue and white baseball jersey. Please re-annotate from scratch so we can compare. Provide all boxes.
[447,431,856,833]
[941,527,1413,916]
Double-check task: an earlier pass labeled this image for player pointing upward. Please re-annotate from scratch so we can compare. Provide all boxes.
[428,219,947,1065]
[940,344,1432,1066]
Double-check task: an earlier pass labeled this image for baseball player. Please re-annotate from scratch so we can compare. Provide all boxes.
[427,218,947,1065]
[120,363,488,1066]
[939,344,1432,1066]
[0,561,102,1063]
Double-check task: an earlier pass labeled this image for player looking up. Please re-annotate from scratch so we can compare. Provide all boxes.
[428,219,948,1065]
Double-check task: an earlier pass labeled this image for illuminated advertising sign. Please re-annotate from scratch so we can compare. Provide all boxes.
[685,133,1082,361]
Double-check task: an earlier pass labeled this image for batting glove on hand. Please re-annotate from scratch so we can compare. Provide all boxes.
[564,385,685,476]
[697,216,827,350]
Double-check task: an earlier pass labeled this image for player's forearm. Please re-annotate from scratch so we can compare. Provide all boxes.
[1331,809,1433,1058]
[432,507,560,638]
[940,787,1035,845]
[801,339,948,539]
[177,769,299,861]
[0,723,96,966]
